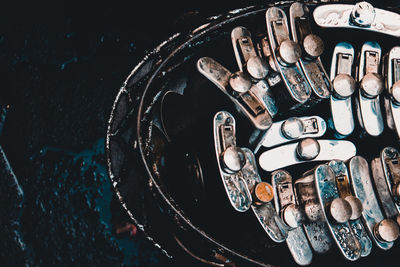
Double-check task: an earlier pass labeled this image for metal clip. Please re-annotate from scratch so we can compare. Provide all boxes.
[355,42,384,136]
[213,111,287,242]
[259,138,356,172]
[289,2,331,99]
[266,7,312,105]
[349,156,397,249]
[328,160,372,257]
[384,47,400,139]
[272,170,312,265]
[314,164,362,261]
[256,116,326,152]
[213,111,252,212]
[198,57,272,130]
[244,151,287,243]
[295,174,333,253]
[313,2,400,37]
[381,147,400,210]
[330,42,356,137]
[231,27,278,117]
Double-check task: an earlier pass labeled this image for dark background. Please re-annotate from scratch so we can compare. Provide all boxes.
[1,0,400,266]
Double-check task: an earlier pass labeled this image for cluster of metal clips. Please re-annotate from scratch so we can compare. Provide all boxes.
[198,1,400,266]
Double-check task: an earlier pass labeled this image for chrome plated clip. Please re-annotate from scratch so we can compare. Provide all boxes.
[384,47,400,139]
[313,2,400,37]
[231,26,278,118]
[314,164,362,261]
[266,7,312,107]
[289,2,331,99]
[355,41,384,136]
[272,170,312,265]
[328,160,372,257]
[258,138,356,172]
[294,174,333,254]
[330,42,356,137]
[198,57,272,130]
[349,156,398,249]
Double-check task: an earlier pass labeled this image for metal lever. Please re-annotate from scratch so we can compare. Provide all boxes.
[328,160,372,257]
[213,111,252,212]
[266,7,312,107]
[381,147,400,212]
[349,156,397,249]
[289,2,331,99]
[231,27,278,118]
[330,42,356,137]
[313,2,400,37]
[314,164,362,261]
[255,116,326,152]
[198,57,272,130]
[295,174,333,254]
[213,111,287,242]
[384,47,400,139]
[272,170,312,265]
[355,42,384,136]
[258,138,356,172]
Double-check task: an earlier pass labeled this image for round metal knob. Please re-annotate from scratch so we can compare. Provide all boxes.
[329,198,352,223]
[282,203,306,228]
[221,146,246,173]
[374,219,399,242]
[351,1,376,27]
[360,73,384,98]
[303,34,324,58]
[246,56,269,80]
[268,55,278,72]
[278,39,302,65]
[333,73,356,99]
[391,80,400,105]
[229,72,252,93]
[281,117,304,139]
[254,182,274,204]
[345,195,363,220]
[296,138,320,161]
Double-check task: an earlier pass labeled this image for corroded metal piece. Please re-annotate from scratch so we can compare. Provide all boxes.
[384,47,400,139]
[295,175,333,254]
[290,2,331,99]
[259,139,356,172]
[356,41,384,136]
[330,42,356,136]
[271,170,312,265]
[266,7,312,104]
[242,148,287,243]
[349,156,394,250]
[198,57,272,130]
[314,164,361,261]
[381,147,400,212]
[313,2,400,37]
[213,111,252,212]
[328,160,372,257]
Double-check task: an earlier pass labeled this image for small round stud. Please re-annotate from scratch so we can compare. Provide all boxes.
[282,203,306,228]
[229,72,252,93]
[296,138,320,161]
[333,73,356,99]
[344,195,363,220]
[221,146,246,173]
[278,39,302,65]
[329,198,352,223]
[281,117,304,139]
[303,34,324,58]
[374,219,399,242]
[351,1,376,27]
[246,56,269,80]
[254,182,274,204]
[360,73,384,98]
